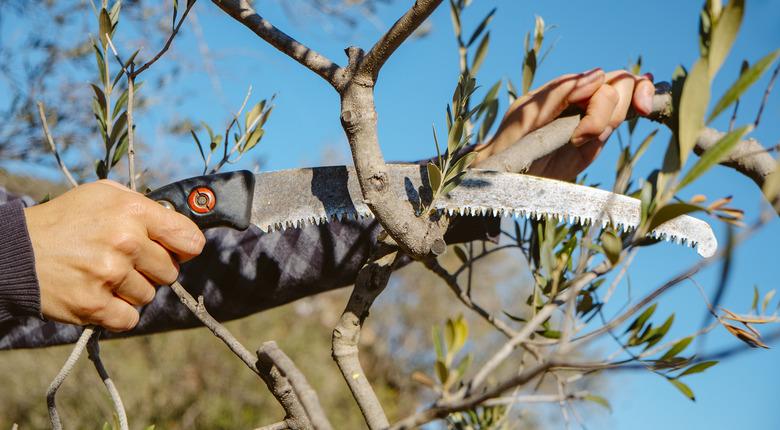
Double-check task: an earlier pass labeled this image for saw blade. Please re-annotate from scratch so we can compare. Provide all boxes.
[250,165,717,258]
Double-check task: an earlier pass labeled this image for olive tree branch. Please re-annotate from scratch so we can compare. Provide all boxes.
[423,257,518,339]
[46,327,94,430]
[131,0,196,77]
[87,332,128,430]
[356,0,444,81]
[258,341,333,430]
[36,102,78,188]
[336,0,449,259]
[255,422,290,430]
[479,83,777,214]
[331,245,398,429]
[210,0,345,89]
[169,281,325,426]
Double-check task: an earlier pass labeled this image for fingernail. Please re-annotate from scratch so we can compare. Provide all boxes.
[644,72,654,82]
[598,126,614,142]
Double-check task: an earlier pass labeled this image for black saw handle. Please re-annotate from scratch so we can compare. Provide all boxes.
[146,170,255,230]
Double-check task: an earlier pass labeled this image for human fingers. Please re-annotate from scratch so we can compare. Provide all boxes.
[132,238,180,285]
[604,71,637,130]
[479,68,605,160]
[632,73,655,116]
[91,297,140,332]
[571,84,619,146]
[527,67,606,130]
[114,270,157,306]
[134,196,206,262]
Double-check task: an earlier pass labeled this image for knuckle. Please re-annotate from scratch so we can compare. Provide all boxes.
[112,232,140,257]
[94,257,128,286]
[600,85,619,104]
[77,295,110,320]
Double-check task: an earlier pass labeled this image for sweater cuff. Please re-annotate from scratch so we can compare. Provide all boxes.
[0,200,42,322]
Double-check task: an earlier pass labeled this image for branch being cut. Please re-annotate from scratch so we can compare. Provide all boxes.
[478,89,673,173]
[480,83,777,213]
[331,245,398,429]
[211,0,345,88]
[694,128,778,210]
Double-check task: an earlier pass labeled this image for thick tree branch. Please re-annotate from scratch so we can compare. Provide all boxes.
[331,245,397,429]
[211,0,345,88]
[479,84,777,214]
[694,127,778,211]
[258,342,333,430]
[478,88,672,173]
[340,77,449,258]
[358,0,443,80]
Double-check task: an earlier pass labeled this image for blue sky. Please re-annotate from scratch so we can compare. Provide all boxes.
[3,0,780,428]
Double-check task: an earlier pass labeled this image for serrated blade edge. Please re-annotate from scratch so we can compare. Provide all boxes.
[250,165,717,257]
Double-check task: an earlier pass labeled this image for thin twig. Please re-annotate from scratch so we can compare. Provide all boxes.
[481,391,590,407]
[36,102,78,188]
[168,281,259,372]
[47,327,95,430]
[602,248,638,305]
[256,422,290,430]
[754,62,779,128]
[132,1,196,76]
[210,86,255,174]
[468,301,561,392]
[127,70,137,191]
[87,332,128,430]
[424,258,517,339]
[389,362,552,430]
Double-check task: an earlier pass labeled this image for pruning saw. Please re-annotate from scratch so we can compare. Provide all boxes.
[147,164,717,258]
